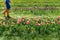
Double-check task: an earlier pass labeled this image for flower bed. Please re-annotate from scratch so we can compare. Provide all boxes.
[0,16,60,36]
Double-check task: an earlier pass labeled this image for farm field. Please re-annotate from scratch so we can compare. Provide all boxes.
[0,0,60,40]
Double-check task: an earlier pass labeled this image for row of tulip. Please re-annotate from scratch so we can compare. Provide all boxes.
[0,16,60,36]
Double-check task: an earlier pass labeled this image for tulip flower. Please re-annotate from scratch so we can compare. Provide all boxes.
[26,20,30,25]
[36,21,41,26]
[17,18,22,24]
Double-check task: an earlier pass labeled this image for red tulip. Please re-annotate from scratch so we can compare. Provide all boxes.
[36,21,41,26]
[17,18,22,24]
[26,21,30,25]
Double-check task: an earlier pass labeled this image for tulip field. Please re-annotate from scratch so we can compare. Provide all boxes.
[0,16,60,40]
[0,0,60,40]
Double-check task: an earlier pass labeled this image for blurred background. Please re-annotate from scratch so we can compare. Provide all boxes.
[0,0,60,18]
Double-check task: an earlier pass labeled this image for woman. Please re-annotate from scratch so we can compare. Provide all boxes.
[3,0,11,19]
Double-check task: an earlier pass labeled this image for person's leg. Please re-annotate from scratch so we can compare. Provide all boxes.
[3,9,11,19]
[3,2,11,19]
[3,9,7,17]
[6,4,11,18]
[6,9,9,17]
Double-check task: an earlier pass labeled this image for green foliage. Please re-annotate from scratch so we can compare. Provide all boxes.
[0,17,60,36]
